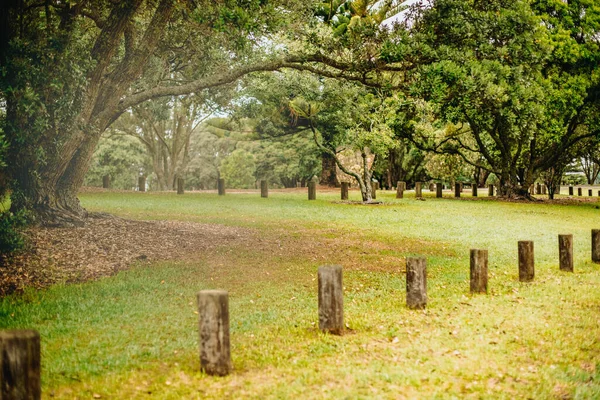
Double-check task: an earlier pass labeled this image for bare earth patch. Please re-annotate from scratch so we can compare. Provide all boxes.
[0,217,253,296]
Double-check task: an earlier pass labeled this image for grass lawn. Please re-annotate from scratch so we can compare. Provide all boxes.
[1,189,599,399]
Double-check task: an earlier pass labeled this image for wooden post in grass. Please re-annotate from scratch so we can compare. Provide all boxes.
[138,176,146,192]
[102,175,110,189]
[578,187,582,196]
[197,290,231,376]
[406,257,427,309]
[470,249,488,294]
[177,178,184,195]
[454,183,461,198]
[518,241,534,282]
[436,183,443,198]
[308,182,316,200]
[592,230,600,263]
[472,183,478,197]
[318,266,344,335]
[261,180,268,198]
[218,179,225,196]
[488,184,494,197]
[589,189,593,197]
[371,182,377,200]
[0,330,41,400]
[558,234,573,272]
[396,181,405,199]
[341,182,349,200]
[415,182,422,198]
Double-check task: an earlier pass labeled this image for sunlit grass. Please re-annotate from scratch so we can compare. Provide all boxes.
[1,189,599,398]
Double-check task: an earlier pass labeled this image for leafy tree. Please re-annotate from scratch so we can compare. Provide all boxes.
[220,149,256,189]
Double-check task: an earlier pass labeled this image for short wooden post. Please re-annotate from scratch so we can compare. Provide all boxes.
[217,178,225,196]
[371,182,377,200]
[138,176,146,192]
[518,241,534,282]
[0,330,41,400]
[396,181,405,199]
[472,184,478,197]
[558,234,573,272]
[470,249,488,294]
[578,187,582,196]
[454,183,461,198]
[308,182,316,200]
[197,290,231,376]
[341,182,349,200]
[436,183,443,198]
[488,184,494,197]
[592,230,600,263]
[318,265,344,335]
[406,257,427,309]
[102,175,110,189]
[568,186,574,196]
[261,180,268,198]
[589,189,593,197]
[415,182,422,198]
[177,178,184,195]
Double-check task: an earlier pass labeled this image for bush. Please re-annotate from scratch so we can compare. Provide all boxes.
[0,210,28,255]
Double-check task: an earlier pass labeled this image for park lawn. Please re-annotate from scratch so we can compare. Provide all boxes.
[1,189,600,399]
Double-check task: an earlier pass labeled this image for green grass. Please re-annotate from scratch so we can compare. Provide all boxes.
[1,189,600,399]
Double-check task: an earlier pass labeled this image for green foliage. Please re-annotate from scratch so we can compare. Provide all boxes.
[220,149,257,189]
[0,209,28,255]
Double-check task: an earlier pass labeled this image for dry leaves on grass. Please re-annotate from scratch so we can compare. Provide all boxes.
[0,217,252,296]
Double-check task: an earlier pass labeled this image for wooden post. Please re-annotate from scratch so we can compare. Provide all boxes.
[197,290,231,376]
[138,176,146,192]
[472,183,478,197]
[436,183,443,198]
[102,175,110,189]
[592,229,600,263]
[341,182,349,200]
[0,330,41,400]
[454,183,461,198]
[558,234,573,272]
[177,178,184,194]
[318,266,344,335]
[396,181,405,199]
[518,241,534,282]
[578,187,582,196]
[406,257,427,309]
[470,249,488,294]
[371,182,377,200]
[568,186,574,196]
[488,184,494,197]
[261,180,268,198]
[308,182,316,200]
[415,182,422,198]
[589,189,593,196]
[598,190,600,197]
[217,178,225,196]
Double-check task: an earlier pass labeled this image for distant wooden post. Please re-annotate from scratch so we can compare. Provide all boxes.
[578,187,582,196]
[589,189,593,196]
[261,180,268,198]
[102,175,110,189]
[341,182,349,200]
[138,176,146,192]
[0,330,41,400]
[592,230,600,263]
[436,183,443,198]
[396,181,405,199]
[454,183,461,198]
[518,241,534,282]
[197,290,231,376]
[308,182,316,200]
[488,184,494,197]
[415,182,422,198]
[217,178,225,196]
[568,186,574,196]
[406,257,427,309]
[177,178,184,195]
[558,234,573,272]
[371,182,377,200]
[598,190,600,197]
[470,249,488,294]
[472,183,478,197]
[318,266,344,335]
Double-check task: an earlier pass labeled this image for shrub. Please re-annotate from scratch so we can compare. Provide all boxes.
[0,210,28,255]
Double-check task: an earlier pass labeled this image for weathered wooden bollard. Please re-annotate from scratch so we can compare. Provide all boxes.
[488,184,494,196]
[217,179,225,196]
[592,230,600,263]
[197,290,231,376]
[261,180,268,198]
[371,182,377,200]
[138,176,146,192]
[518,241,534,282]
[470,249,488,294]
[472,184,478,197]
[436,183,443,198]
[177,178,184,195]
[308,182,316,200]
[102,175,110,189]
[415,182,422,198]
[578,187,582,196]
[406,257,427,309]
[454,183,461,198]
[341,182,349,200]
[569,186,574,195]
[558,234,573,272]
[396,181,405,199]
[0,330,41,400]
[318,266,344,335]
